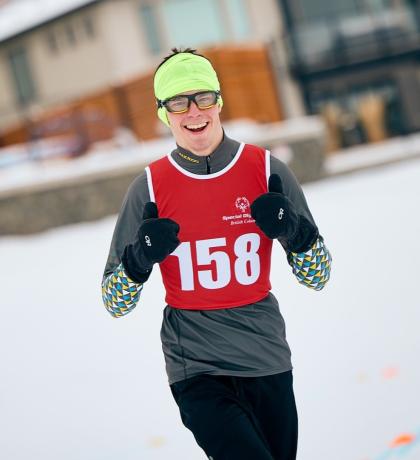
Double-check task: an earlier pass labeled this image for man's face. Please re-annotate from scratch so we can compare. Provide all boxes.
[166,90,223,156]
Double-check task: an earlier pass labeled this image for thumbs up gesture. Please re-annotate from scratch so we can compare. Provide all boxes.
[122,202,180,282]
[250,174,299,241]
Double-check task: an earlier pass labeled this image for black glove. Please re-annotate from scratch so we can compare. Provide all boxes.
[250,174,318,252]
[122,202,180,283]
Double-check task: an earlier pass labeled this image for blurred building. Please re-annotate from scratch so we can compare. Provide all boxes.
[0,0,298,137]
[277,0,420,146]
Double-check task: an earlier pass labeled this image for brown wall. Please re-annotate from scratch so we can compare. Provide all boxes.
[120,73,157,141]
[0,123,28,147]
[0,45,284,150]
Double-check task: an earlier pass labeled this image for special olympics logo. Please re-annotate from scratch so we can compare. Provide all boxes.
[235,197,250,213]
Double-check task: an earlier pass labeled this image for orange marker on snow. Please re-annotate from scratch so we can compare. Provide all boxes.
[382,366,399,380]
[389,433,415,448]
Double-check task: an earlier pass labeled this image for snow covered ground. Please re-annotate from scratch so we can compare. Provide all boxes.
[1,159,419,460]
[2,123,420,196]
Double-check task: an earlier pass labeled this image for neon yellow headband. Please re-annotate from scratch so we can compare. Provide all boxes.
[154,52,223,126]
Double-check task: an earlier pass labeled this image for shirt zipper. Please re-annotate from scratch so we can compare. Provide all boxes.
[206,155,211,174]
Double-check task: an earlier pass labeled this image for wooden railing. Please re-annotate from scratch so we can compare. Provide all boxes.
[0,45,284,152]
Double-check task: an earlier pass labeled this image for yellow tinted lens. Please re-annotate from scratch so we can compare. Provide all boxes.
[166,96,189,112]
[195,92,217,108]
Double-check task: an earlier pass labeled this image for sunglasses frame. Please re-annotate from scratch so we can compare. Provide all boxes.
[157,90,221,113]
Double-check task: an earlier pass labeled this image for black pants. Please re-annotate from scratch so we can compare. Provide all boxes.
[170,371,298,460]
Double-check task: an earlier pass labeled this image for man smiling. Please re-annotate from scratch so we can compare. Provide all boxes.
[102,48,332,460]
[161,89,223,154]
[154,50,224,156]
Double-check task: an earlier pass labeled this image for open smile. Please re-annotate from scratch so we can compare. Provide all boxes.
[184,122,209,133]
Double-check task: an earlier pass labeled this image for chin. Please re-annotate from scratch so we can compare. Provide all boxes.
[190,142,210,153]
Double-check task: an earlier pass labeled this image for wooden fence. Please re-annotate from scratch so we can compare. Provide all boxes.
[0,45,283,151]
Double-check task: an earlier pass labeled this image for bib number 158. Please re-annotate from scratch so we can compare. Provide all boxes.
[171,232,261,290]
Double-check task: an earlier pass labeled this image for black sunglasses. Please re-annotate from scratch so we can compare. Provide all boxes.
[157,90,221,113]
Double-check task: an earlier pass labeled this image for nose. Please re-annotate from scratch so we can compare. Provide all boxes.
[187,100,201,115]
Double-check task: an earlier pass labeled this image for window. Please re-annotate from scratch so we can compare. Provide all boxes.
[295,0,360,22]
[140,4,162,54]
[45,16,96,55]
[139,0,250,53]
[162,0,226,47]
[287,0,415,23]
[46,31,58,54]
[225,0,250,40]
[8,46,37,107]
[83,15,95,39]
[65,23,77,46]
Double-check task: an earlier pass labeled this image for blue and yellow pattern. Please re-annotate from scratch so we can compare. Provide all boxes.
[288,237,332,290]
[102,238,331,316]
[102,263,143,318]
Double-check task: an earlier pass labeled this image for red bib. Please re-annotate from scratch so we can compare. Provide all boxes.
[146,143,273,310]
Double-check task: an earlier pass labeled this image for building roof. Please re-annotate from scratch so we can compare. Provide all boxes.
[0,0,101,44]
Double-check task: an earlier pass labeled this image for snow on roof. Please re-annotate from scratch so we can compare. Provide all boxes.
[0,0,99,44]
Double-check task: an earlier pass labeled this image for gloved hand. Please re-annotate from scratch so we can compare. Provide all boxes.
[251,174,318,252]
[122,202,180,283]
[251,174,299,240]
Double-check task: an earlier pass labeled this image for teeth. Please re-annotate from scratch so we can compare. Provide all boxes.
[186,122,207,130]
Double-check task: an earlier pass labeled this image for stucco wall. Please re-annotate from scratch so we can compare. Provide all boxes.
[0,45,17,124]
[99,0,153,82]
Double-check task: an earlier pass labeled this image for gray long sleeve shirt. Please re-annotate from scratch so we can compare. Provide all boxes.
[103,134,321,384]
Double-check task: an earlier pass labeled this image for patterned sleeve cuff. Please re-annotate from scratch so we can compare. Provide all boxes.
[287,237,332,290]
[101,263,143,317]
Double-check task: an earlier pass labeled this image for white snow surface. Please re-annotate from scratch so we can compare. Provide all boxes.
[1,122,420,196]
[0,118,319,195]
[1,159,419,460]
[0,0,96,43]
